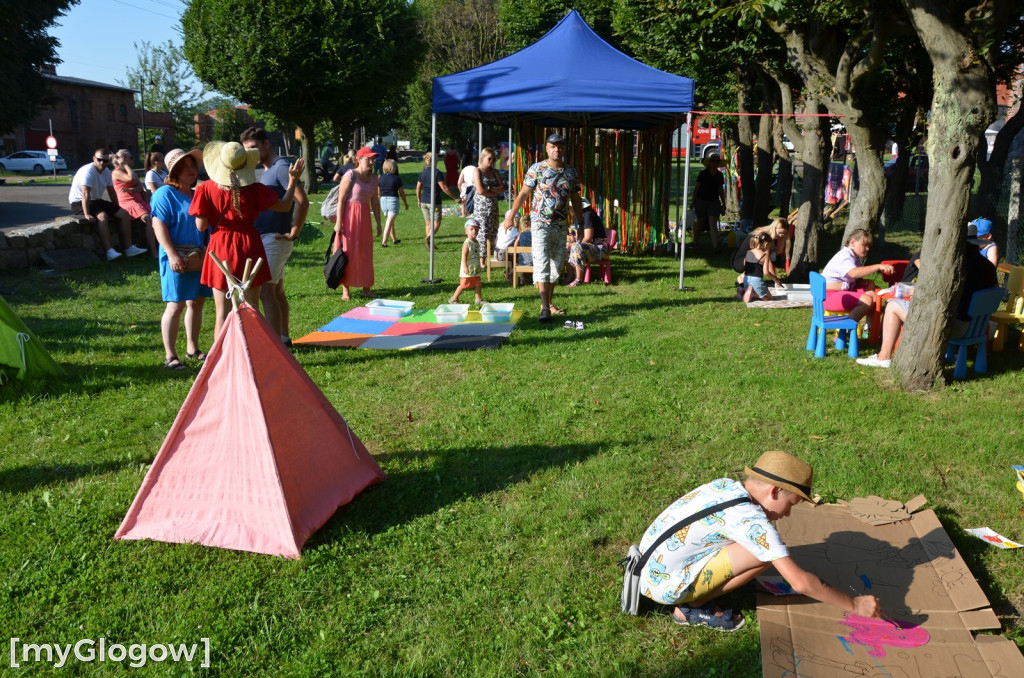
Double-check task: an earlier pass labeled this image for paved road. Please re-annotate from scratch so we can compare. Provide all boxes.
[0,182,72,233]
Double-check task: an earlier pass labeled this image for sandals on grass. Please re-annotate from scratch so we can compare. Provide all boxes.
[164,356,186,371]
[672,604,745,632]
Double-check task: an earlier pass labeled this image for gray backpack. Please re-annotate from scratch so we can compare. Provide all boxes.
[320,184,341,220]
[619,497,749,615]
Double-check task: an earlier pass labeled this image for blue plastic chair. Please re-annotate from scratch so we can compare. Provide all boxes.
[945,287,1004,379]
[807,272,860,358]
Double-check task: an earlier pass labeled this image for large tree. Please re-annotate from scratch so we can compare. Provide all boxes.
[182,0,422,191]
[121,40,206,151]
[893,0,1020,390]
[0,2,79,135]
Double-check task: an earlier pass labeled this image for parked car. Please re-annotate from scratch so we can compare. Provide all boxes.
[0,150,67,174]
[884,153,928,191]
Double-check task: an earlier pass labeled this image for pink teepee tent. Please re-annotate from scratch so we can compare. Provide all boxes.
[116,259,384,557]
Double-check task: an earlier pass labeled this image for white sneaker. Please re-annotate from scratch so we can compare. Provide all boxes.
[856,354,891,368]
[124,244,147,257]
[106,248,122,261]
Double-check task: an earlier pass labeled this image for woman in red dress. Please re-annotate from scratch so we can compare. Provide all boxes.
[333,146,382,300]
[189,141,304,338]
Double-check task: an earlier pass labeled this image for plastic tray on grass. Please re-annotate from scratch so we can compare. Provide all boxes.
[434,304,469,323]
[479,302,514,322]
[770,284,812,302]
[365,299,415,317]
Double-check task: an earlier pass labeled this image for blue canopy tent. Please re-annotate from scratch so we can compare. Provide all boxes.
[428,10,698,286]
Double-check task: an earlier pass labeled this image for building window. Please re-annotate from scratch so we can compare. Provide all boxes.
[108,103,115,121]
[69,100,80,132]
[120,104,127,119]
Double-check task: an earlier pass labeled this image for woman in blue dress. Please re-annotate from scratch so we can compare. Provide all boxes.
[150,148,211,370]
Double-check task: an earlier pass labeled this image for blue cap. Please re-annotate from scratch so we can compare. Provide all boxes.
[969,218,993,237]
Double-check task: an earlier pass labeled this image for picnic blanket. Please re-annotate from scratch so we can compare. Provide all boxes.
[746,299,813,309]
[294,306,524,351]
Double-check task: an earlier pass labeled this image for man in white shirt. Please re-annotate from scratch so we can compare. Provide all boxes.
[69,150,144,261]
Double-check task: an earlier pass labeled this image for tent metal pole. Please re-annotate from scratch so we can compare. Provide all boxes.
[678,112,693,291]
[478,122,483,164]
[422,113,441,284]
[508,127,513,210]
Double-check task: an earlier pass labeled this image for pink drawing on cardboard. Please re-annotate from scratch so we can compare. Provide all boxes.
[838,614,930,658]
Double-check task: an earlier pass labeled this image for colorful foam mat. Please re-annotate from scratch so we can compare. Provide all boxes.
[294,307,524,351]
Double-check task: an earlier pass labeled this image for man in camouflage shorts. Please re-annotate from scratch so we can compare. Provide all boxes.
[503,133,584,322]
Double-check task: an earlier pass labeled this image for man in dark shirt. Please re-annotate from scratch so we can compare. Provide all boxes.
[416,151,461,250]
[691,154,726,253]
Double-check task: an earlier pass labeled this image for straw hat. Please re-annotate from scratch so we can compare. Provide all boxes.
[745,451,814,502]
[164,148,203,178]
[203,141,260,187]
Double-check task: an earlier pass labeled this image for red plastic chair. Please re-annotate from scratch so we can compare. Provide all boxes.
[583,229,617,284]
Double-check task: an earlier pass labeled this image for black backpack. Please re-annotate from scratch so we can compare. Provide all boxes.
[323,239,348,290]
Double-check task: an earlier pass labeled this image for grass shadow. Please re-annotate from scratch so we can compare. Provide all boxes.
[0,459,139,493]
[309,441,602,545]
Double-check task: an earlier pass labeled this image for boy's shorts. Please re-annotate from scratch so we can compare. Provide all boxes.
[679,548,734,604]
[460,276,481,286]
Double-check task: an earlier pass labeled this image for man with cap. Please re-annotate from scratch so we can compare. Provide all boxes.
[691,154,727,253]
[968,217,998,266]
[241,126,309,346]
[503,133,584,321]
[150,135,166,155]
[636,451,881,631]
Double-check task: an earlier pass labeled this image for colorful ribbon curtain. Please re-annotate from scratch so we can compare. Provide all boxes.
[510,119,674,254]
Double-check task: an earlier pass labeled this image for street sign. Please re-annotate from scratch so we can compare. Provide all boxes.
[45,136,57,149]
[47,149,58,161]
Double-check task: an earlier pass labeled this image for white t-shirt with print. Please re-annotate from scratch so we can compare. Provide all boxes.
[639,478,789,605]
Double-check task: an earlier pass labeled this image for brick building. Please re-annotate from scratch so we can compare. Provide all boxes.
[2,67,174,167]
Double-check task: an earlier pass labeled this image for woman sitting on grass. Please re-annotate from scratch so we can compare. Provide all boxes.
[821,228,894,324]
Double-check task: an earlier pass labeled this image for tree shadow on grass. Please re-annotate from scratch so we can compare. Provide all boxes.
[309,441,604,545]
[0,459,137,494]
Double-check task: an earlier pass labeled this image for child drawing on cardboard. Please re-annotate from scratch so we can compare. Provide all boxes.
[635,451,882,632]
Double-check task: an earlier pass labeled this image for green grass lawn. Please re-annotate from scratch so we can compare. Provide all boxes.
[2,191,1023,676]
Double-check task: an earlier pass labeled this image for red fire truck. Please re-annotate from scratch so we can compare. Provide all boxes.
[672,119,722,158]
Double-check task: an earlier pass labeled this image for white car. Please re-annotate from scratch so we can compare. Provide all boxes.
[0,150,68,174]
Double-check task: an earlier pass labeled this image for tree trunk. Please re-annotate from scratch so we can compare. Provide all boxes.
[736,66,757,223]
[892,0,997,391]
[297,122,318,195]
[879,107,921,239]
[721,128,741,216]
[1007,155,1022,266]
[788,99,831,281]
[754,113,775,226]
[841,123,887,242]
[973,106,1024,216]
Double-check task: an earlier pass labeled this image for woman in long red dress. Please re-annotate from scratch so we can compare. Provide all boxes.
[334,146,382,301]
[189,141,304,338]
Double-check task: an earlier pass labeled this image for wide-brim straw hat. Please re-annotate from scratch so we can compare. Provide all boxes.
[203,141,260,187]
[745,450,814,502]
[164,148,203,178]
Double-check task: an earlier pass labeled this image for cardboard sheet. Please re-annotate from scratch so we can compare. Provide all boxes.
[758,502,1024,678]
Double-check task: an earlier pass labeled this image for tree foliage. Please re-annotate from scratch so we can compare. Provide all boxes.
[120,41,206,150]
[183,0,423,188]
[0,1,79,135]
